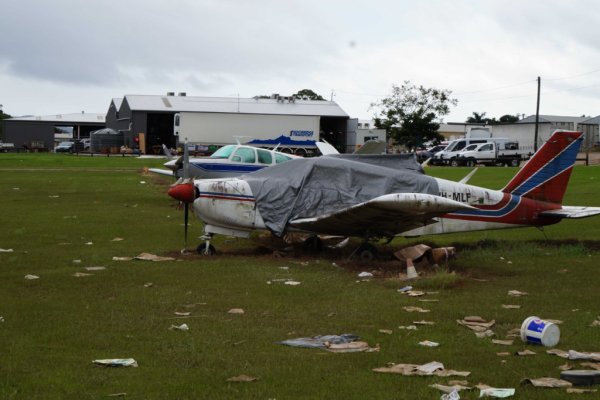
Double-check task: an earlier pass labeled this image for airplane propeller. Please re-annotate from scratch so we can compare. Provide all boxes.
[167,138,196,253]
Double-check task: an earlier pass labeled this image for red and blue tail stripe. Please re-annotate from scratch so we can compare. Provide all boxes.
[502,131,583,204]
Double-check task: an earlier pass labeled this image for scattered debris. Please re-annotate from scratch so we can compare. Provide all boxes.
[278,334,378,352]
[228,308,245,315]
[418,340,439,347]
[492,339,514,346]
[440,389,461,400]
[566,388,598,394]
[501,304,521,309]
[0,248,14,252]
[379,329,393,335]
[169,323,189,331]
[398,325,418,330]
[227,374,258,382]
[406,290,426,297]
[457,317,495,333]
[398,286,413,293]
[48,195,60,198]
[478,387,515,398]
[373,361,470,377]
[520,316,561,347]
[403,306,430,313]
[284,280,301,286]
[143,282,154,288]
[85,266,106,271]
[547,349,570,358]
[72,272,93,277]
[111,237,124,242]
[567,350,600,362]
[134,253,175,262]
[516,349,536,356]
[508,290,528,297]
[496,352,510,357]
[93,358,138,367]
[358,271,373,278]
[85,242,93,245]
[559,363,574,371]
[72,259,82,264]
[579,362,600,371]
[113,257,133,261]
[174,311,191,316]
[430,383,472,394]
[0,316,4,323]
[560,370,600,386]
[475,330,495,338]
[24,274,39,280]
[590,318,600,327]
[413,320,435,326]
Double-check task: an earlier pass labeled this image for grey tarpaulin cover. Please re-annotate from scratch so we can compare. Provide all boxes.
[242,154,439,237]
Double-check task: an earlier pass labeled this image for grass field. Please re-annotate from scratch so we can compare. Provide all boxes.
[1,153,599,399]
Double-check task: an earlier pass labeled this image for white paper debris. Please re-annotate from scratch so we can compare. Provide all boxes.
[492,339,514,346]
[111,237,124,242]
[72,272,93,277]
[24,274,39,280]
[418,361,445,374]
[568,350,600,361]
[440,389,461,400]
[284,281,301,286]
[72,259,82,264]
[379,329,393,335]
[0,248,14,253]
[228,308,245,314]
[134,253,175,262]
[93,358,138,367]
[507,290,528,297]
[479,387,515,398]
[358,271,373,278]
[170,323,189,331]
[403,306,430,313]
[113,256,133,261]
[85,266,106,271]
[419,340,439,347]
[174,311,191,316]
[85,242,93,245]
[522,377,571,387]
[227,374,258,382]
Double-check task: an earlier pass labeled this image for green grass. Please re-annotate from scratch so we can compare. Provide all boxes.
[1,156,600,399]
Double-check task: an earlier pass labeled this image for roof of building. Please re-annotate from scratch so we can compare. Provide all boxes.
[121,95,349,117]
[111,98,123,110]
[518,115,589,124]
[7,113,106,124]
[580,115,600,124]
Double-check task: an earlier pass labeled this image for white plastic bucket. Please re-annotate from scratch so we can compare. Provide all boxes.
[520,316,560,347]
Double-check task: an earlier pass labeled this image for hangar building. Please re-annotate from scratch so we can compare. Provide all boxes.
[4,113,105,151]
[107,93,350,154]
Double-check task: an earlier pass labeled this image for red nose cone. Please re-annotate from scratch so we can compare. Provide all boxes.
[168,183,196,203]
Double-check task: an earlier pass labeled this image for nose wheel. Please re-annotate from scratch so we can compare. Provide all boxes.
[197,234,216,256]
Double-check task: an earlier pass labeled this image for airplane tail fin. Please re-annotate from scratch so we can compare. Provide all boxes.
[502,130,583,204]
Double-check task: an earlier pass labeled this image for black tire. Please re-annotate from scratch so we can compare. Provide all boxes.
[450,159,459,167]
[357,243,377,262]
[510,158,520,167]
[304,236,322,251]
[466,159,475,167]
[196,243,216,256]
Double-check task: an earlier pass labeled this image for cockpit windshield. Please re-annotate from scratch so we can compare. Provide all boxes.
[210,145,236,159]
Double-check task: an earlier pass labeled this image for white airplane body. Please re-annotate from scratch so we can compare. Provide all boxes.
[168,131,600,255]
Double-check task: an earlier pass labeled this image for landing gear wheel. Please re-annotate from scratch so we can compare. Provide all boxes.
[357,243,377,263]
[304,236,323,251]
[196,243,216,256]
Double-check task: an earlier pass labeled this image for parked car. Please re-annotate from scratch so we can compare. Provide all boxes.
[55,141,75,153]
[416,144,447,163]
[81,138,91,151]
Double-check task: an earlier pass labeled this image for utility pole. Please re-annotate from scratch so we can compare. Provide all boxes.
[534,76,541,152]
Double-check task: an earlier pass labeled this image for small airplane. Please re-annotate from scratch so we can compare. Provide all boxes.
[167,130,600,258]
[149,142,301,179]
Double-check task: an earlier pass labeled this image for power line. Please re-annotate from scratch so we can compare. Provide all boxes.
[544,67,600,81]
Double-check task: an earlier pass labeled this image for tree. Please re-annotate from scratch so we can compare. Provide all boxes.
[293,89,325,101]
[499,114,519,123]
[371,81,457,149]
[467,112,487,123]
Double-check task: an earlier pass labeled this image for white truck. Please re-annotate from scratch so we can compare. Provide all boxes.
[0,141,15,152]
[431,137,497,166]
[456,141,532,167]
[173,112,321,156]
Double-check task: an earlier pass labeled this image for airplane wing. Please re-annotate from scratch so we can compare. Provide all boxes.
[315,141,339,155]
[288,193,476,237]
[148,168,175,177]
[540,206,600,219]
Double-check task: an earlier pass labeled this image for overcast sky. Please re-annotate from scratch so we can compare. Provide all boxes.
[2,0,600,122]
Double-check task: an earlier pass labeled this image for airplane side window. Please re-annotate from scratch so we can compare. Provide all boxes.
[233,147,256,163]
[257,149,273,164]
